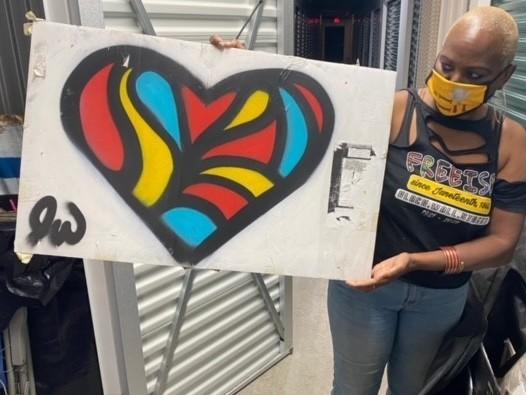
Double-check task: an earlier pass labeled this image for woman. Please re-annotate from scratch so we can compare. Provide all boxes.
[212,6,526,395]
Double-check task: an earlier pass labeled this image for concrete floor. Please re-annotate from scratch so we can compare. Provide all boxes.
[239,277,387,395]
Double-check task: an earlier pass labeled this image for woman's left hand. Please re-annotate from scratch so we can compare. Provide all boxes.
[209,34,246,50]
[346,252,413,292]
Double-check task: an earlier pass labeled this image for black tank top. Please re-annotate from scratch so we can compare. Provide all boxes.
[373,89,503,289]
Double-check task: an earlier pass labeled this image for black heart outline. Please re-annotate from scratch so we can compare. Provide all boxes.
[60,46,335,264]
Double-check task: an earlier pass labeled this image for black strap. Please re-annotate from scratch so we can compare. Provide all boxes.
[493,179,526,213]
[411,90,503,165]
[392,89,416,147]
[494,110,504,171]
[427,132,488,157]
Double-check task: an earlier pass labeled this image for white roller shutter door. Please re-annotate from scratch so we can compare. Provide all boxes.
[102,0,279,53]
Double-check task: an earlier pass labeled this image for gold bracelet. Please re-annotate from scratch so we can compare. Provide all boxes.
[440,246,465,274]
[452,246,465,274]
[440,246,453,274]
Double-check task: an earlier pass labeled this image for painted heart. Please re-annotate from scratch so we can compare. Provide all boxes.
[60,46,335,264]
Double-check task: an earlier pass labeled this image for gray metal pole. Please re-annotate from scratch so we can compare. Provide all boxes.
[246,0,266,50]
[379,0,388,69]
[252,273,285,340]
[153,269,197,395]
[396,0,415,89]
[129,0,156,35]
[236,0,264,40]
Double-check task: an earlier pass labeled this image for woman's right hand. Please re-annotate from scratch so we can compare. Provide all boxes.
[209,34,246,50]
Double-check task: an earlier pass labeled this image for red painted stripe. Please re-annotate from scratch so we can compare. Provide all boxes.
[79,64,124,171]
[183,183,248,220]
[182,87,236,142]
[294,83,324,132]
[202,121,276,164]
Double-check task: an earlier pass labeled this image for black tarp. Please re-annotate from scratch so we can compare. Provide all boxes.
[0,229,102,395]
[420,238,526,395]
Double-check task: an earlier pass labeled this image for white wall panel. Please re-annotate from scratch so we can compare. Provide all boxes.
[102,0,279,52]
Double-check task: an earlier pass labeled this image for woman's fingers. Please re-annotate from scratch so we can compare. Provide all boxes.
[345,253,413,293]
[346,278,380,292]
[209,34,225,48]
[209,34,246,50]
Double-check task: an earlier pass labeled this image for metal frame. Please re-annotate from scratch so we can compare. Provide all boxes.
[236,0,264,40]
[43,0,104,26]
[368,10,375,67]
[407,0,422,88]
[279,275,293,353]
[321,19,354,64]
[129,0,156,35]
[378,0,415,87]
[246,0,266,50]
[153,269,196,395]
[252,273,285,339]
[379,0,387,69]
[84,261,145,395]
[395,0,414,89]
[113,263,150,394]
[277,0,295,55]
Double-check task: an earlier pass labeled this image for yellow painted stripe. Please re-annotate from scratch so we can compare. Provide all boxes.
[225,90,269,130]
[407,175,491,215]
[201,167,274,197]
[120,69,174,207]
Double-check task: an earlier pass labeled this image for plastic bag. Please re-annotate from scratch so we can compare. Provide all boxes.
[0,230,75,330]
[420,267,526,395]
[500,354,526,395]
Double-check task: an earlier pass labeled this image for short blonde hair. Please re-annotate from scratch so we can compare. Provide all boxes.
[447,6,519,64]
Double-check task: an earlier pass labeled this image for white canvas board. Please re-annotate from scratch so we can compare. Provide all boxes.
[14,22,396,280]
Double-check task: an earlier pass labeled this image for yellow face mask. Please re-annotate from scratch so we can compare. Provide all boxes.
[426,69,487,117]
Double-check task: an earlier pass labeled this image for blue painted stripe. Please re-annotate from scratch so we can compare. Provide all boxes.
[0,158,21,178]
[278,88,308,177]
[162,207,217,248]
[136,71,182,149]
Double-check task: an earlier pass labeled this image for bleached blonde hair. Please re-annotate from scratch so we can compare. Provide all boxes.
[447,6,519,64]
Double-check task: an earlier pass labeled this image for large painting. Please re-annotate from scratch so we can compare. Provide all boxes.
[14,22,396,280]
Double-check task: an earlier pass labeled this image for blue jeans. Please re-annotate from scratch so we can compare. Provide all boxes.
[327,279,469,395]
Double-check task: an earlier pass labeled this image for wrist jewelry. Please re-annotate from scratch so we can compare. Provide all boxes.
[440,246,465,274]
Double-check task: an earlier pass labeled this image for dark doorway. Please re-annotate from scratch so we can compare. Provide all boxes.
[324,26,345,62]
